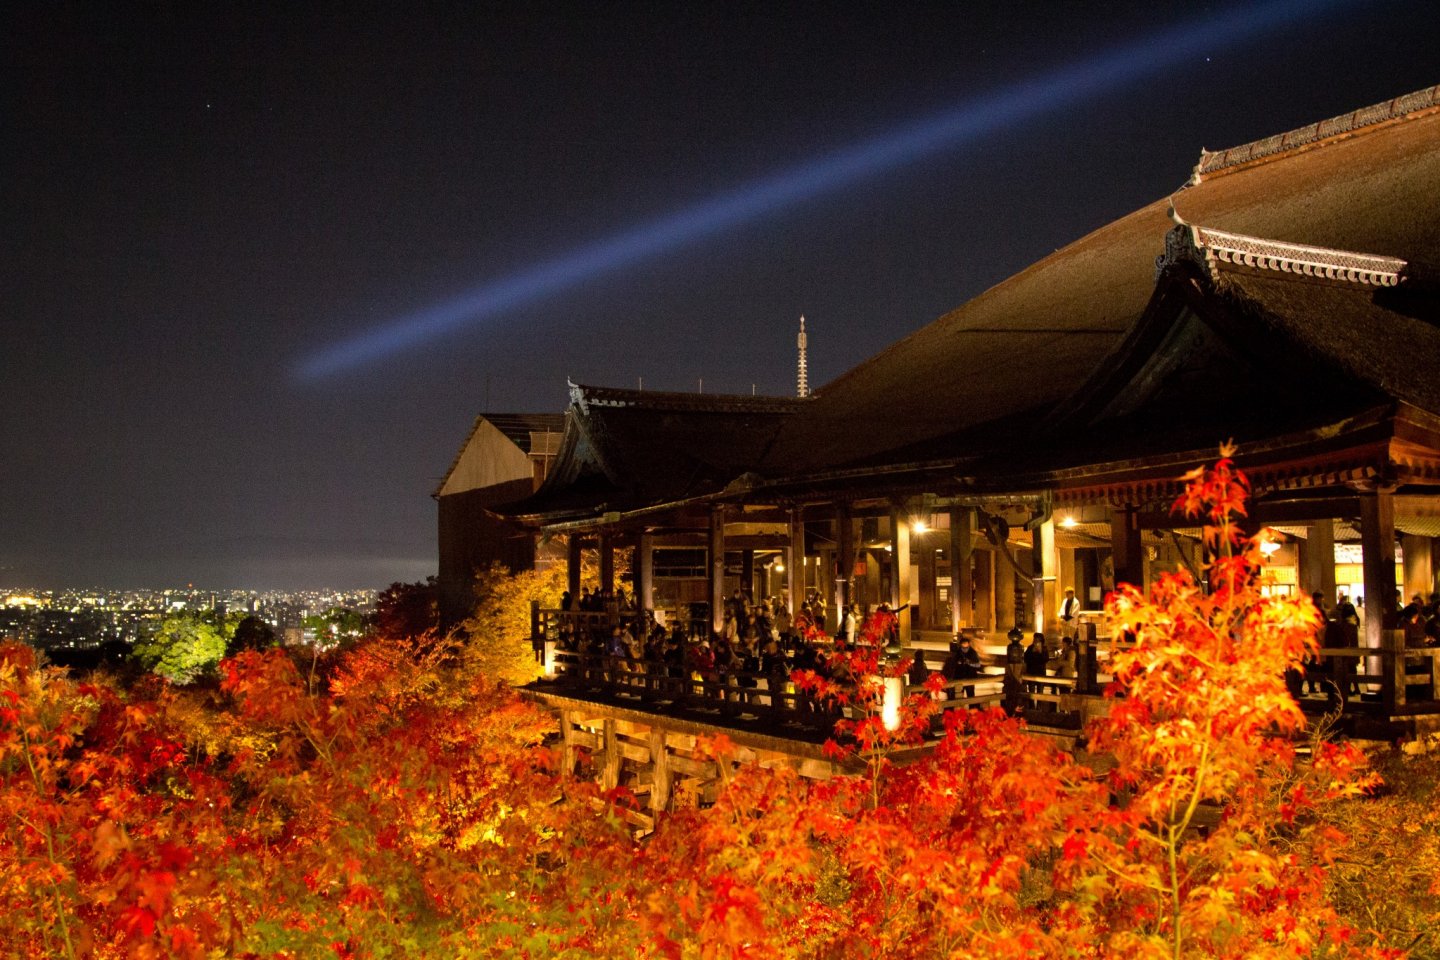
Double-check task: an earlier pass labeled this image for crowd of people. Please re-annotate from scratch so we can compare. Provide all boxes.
[548,588,1024,713]
[1396,591,1440,647]
[553,589,840,698]
[1289,589,1440,699]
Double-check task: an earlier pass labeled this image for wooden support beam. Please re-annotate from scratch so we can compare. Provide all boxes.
[559,709,577,778]
[566,536,582,597]
[995,542,1015,632]
[1110,505,1144,591]
[601,718,620,792]
[1033,518,1057,635]
[637,530,655,611]
[709,506,727,634]
[949,506,974,634]
[891,511,912,645]
[834,503,854,633]
[649,728,672,815]
[667,753,718,778]
[1247,496,1362,525]
[1300,518,1336,604]
[1359,488,1401,711]
[1402,534,1432,606]
[599,533,615,594]
[974,548,995,632]
[785,509,802,615]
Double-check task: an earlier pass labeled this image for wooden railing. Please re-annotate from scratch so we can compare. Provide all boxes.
[550,649,835,730]
[542,647,1017,733]
[1304,645,1440,711]
[533,615,1440,725]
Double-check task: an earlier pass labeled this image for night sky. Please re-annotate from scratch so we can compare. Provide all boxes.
[4,2,1437,590]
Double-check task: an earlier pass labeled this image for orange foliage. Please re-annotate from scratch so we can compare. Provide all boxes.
[0,453,1404,957]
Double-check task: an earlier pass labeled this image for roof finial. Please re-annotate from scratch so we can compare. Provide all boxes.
[1167,199,1187,227]
[796,315,810,398]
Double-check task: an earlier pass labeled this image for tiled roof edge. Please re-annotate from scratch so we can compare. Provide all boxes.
[1155,223,1407,288]
[1193,84,1439,180]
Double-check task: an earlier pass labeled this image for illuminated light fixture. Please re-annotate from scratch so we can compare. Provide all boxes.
[911,518,929,534]
[294,0,1328,379]
[1259,538,1283,557]
[881,676,905,732]
[773,562,786,573]
[1060,515,1079,529]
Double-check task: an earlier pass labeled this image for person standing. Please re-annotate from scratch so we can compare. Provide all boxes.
[1335,592,1359,626]
[1003,628,1026,714]
[1059,587,1081,641]
[1023,632,1049,677]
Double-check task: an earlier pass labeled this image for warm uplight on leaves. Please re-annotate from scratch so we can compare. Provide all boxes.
[0,451,1421,957]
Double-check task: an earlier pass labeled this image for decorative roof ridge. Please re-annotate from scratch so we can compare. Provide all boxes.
[1155,220,1407,288]
[567,380,810,414]
[1190,84,1439,182]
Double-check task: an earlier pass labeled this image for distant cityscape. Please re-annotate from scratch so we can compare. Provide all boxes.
[0,586,378,652]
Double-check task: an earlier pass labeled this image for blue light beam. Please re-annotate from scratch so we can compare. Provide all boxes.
[296,0,1338,379]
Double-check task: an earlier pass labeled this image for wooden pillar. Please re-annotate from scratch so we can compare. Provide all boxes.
[819,547,834,630]
[862,549,881,610]
[1033,518,1057,636]
[1359,487,1401,710]
[566,535,582,597]
[1401,534,1432,606]
[637,530,655,612]
[598,533,615,594]
[917,529,936,628]
[648,727,671,815]
[709,506,727,634]
[834,503,854,631]
[559,709,577,778]
[1300,518,1337,604]
[601,718,620,792]
[785,509,803,615]
[974,549,995,631]
[1110,505,1144,590]
[995,548,1016,632]
[949,506,974,635]
[890,511,912,645]
[741,549,755,602]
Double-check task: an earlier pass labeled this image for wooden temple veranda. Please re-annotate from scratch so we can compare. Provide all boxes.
[464,86,1440,812]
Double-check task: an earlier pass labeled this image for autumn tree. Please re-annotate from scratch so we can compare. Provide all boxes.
[461,561,566,686]
[0,452,1400,958]
[1062,450,1376,958]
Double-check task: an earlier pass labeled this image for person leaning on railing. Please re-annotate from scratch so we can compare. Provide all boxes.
[942,636,981,698]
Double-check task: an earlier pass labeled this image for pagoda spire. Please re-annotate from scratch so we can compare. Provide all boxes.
[796,315,809,398]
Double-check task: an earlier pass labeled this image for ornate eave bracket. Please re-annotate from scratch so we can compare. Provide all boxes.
[1155,222,1407,288]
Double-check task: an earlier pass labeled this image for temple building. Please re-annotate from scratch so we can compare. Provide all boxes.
[433,413,564,625]
[453,86,1440,743]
